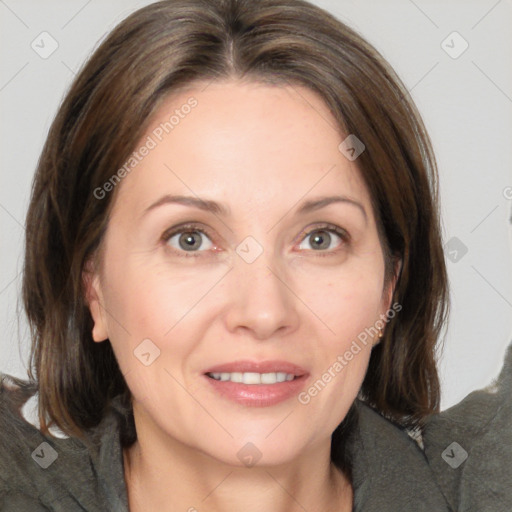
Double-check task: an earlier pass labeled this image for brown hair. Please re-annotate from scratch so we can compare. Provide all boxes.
[20,0,448,474]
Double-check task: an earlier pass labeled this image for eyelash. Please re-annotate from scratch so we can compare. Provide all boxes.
[161,222,350,258]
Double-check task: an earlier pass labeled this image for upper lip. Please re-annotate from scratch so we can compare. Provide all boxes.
[204,360,308,377]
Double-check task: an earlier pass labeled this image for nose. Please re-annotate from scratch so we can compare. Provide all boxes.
[223,248,300,341]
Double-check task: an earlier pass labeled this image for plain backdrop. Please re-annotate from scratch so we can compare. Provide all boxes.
[1,0,511,411]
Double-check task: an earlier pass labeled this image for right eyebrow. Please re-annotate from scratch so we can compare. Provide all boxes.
[142,194,231,218]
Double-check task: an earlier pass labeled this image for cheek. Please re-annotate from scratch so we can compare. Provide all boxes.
[99,257,228,390]
[293,258,384,407]
[298,260,385,343]
[298,271,379,426]
[101,250,212,336]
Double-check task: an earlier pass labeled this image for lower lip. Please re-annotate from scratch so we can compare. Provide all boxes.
[203,374,309,407]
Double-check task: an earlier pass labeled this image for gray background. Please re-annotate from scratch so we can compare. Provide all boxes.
[1,0,511,411]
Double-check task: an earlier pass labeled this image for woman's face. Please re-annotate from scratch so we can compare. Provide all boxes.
[86,79,397,466]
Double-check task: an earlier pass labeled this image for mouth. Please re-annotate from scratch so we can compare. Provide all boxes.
[203,359,307,381]
[206,371,298,384]
[202,360,309,407]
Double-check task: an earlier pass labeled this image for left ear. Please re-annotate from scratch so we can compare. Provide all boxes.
[382,256,402,311]
[374,257,402,346]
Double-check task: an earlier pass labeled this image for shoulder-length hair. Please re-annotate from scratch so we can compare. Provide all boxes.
[21,0,448,473]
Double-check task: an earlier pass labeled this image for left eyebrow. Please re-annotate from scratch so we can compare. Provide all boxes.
[295,195,367,224]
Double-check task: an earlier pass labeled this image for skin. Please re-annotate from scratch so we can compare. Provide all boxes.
[84,79,399,512]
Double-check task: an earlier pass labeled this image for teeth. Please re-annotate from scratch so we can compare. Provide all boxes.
[243,372,262,384]
[208,372,297,384]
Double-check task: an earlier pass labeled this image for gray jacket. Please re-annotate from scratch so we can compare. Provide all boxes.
[1,340,511,511]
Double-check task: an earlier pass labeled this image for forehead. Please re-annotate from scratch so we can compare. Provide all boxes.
[111,80,371,217]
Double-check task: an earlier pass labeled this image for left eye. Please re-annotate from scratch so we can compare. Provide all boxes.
[298,227,346,252]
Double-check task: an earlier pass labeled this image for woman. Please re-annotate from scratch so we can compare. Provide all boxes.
[0,0,510,510]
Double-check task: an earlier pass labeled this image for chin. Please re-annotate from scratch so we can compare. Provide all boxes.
[198,430,314,469]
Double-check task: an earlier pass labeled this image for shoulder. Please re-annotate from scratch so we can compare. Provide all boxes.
[350,400,451,511]
[350,340,512,511]
[0,372,124,511]
[422,339,512,512]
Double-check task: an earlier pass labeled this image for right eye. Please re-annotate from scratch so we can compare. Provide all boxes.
[162,224,215,258]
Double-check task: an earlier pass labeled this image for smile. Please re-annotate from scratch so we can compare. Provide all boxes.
[206,372,297,384]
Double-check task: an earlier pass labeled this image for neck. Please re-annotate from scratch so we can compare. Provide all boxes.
[123,425,353,512]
